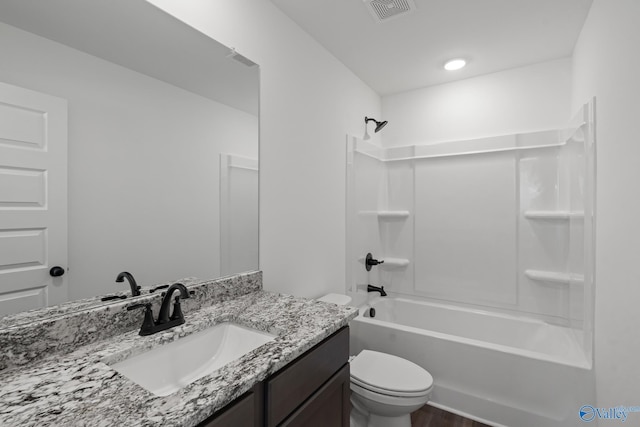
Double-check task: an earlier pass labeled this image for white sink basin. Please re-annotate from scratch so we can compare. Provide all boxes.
[109,322,276,396]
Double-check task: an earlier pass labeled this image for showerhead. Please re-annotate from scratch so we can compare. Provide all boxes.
[375,120,387,132]
[365,116,388,134]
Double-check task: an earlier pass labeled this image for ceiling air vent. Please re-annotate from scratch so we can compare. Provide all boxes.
[363,0,416,23]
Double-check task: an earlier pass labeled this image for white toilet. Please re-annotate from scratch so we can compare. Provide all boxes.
[318,294,434,427]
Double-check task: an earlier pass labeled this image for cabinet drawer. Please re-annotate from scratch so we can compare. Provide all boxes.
[266,327,349,427]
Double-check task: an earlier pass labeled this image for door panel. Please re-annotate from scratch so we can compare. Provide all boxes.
[0,82,68,316]
[0,101,46,148]
[0,166,46,207]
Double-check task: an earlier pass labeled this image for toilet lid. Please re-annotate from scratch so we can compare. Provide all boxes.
[350,350,433,396]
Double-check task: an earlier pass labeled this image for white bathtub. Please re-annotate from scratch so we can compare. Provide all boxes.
[349,296,594,427]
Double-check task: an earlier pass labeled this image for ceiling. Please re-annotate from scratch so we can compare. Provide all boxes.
[270,0,593,95]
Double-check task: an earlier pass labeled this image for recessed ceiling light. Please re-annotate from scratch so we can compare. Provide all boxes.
[444,58,467,71]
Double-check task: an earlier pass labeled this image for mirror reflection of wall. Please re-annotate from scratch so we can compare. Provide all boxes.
[220,154,259,277]
[0,0,259,317]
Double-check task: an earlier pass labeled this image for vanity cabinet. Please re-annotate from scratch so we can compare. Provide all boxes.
[198,327,350,427]
[276,364,349,427]
[200,383,263,427]
[266,327,350,426]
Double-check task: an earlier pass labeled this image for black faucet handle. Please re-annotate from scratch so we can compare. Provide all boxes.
[169,296,185,322]
[127,303,156,335]
[100,294,127,301]
[149,284,169,293]
[365,253,385,271]
[126,303,147,311]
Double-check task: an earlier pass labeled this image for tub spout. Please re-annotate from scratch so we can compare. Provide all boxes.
[367,284,387,297]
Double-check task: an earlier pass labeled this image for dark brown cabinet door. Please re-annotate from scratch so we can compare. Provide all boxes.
[266,328,349,426]
[279,364,350,427]
[200,383,264,427]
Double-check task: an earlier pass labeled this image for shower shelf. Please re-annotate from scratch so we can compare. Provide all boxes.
[357,210,410,220]
[380,258,410,269]
[524,210,584,220]
[525,269,584,285]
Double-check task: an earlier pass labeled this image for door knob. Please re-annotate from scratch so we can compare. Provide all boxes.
[49,266,65,277]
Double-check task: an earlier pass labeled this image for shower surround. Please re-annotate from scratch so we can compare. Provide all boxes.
[346,101,595,426]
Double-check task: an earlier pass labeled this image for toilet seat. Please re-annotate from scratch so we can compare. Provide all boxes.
[350,350,433,398]
[351,376,432,398]
[350,381,431,407]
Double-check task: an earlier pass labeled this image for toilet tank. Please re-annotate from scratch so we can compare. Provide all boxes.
[317,293,352,306]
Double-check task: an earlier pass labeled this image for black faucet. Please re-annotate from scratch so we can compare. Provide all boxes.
[126,283,192,336]
[367,284,387,297]
[157,283,191,324]
[116,272,141,297]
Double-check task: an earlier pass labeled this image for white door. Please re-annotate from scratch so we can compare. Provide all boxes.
[0,82,68,316]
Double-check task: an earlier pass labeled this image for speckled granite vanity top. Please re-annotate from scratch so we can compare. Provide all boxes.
[0,285,357,426]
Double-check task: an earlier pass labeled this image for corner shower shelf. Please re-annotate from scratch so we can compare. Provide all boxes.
[525,269,584,285]
[524,210,585,220]
[357,210,410,220]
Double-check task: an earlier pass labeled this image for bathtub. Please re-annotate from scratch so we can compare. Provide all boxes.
[349,296,594,427]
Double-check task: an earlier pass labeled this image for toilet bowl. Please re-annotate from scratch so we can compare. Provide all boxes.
[317,294,434,427]
[349,350,433,427]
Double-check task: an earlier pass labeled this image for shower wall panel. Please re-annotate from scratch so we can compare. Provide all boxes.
[413,153,517,305]
[518,150,573,321]
[346,137,385,292]
[376,161,414,295]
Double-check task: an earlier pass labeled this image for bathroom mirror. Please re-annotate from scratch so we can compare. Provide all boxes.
[0,0,259,324]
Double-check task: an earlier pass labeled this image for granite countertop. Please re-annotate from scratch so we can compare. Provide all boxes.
[0,277,206,330]
[0,291,358,427]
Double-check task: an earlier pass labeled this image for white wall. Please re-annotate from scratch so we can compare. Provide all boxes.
[0,22,258,299]
[382,58,572,147]
[149,0,382,297]
[572,0,640,407]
